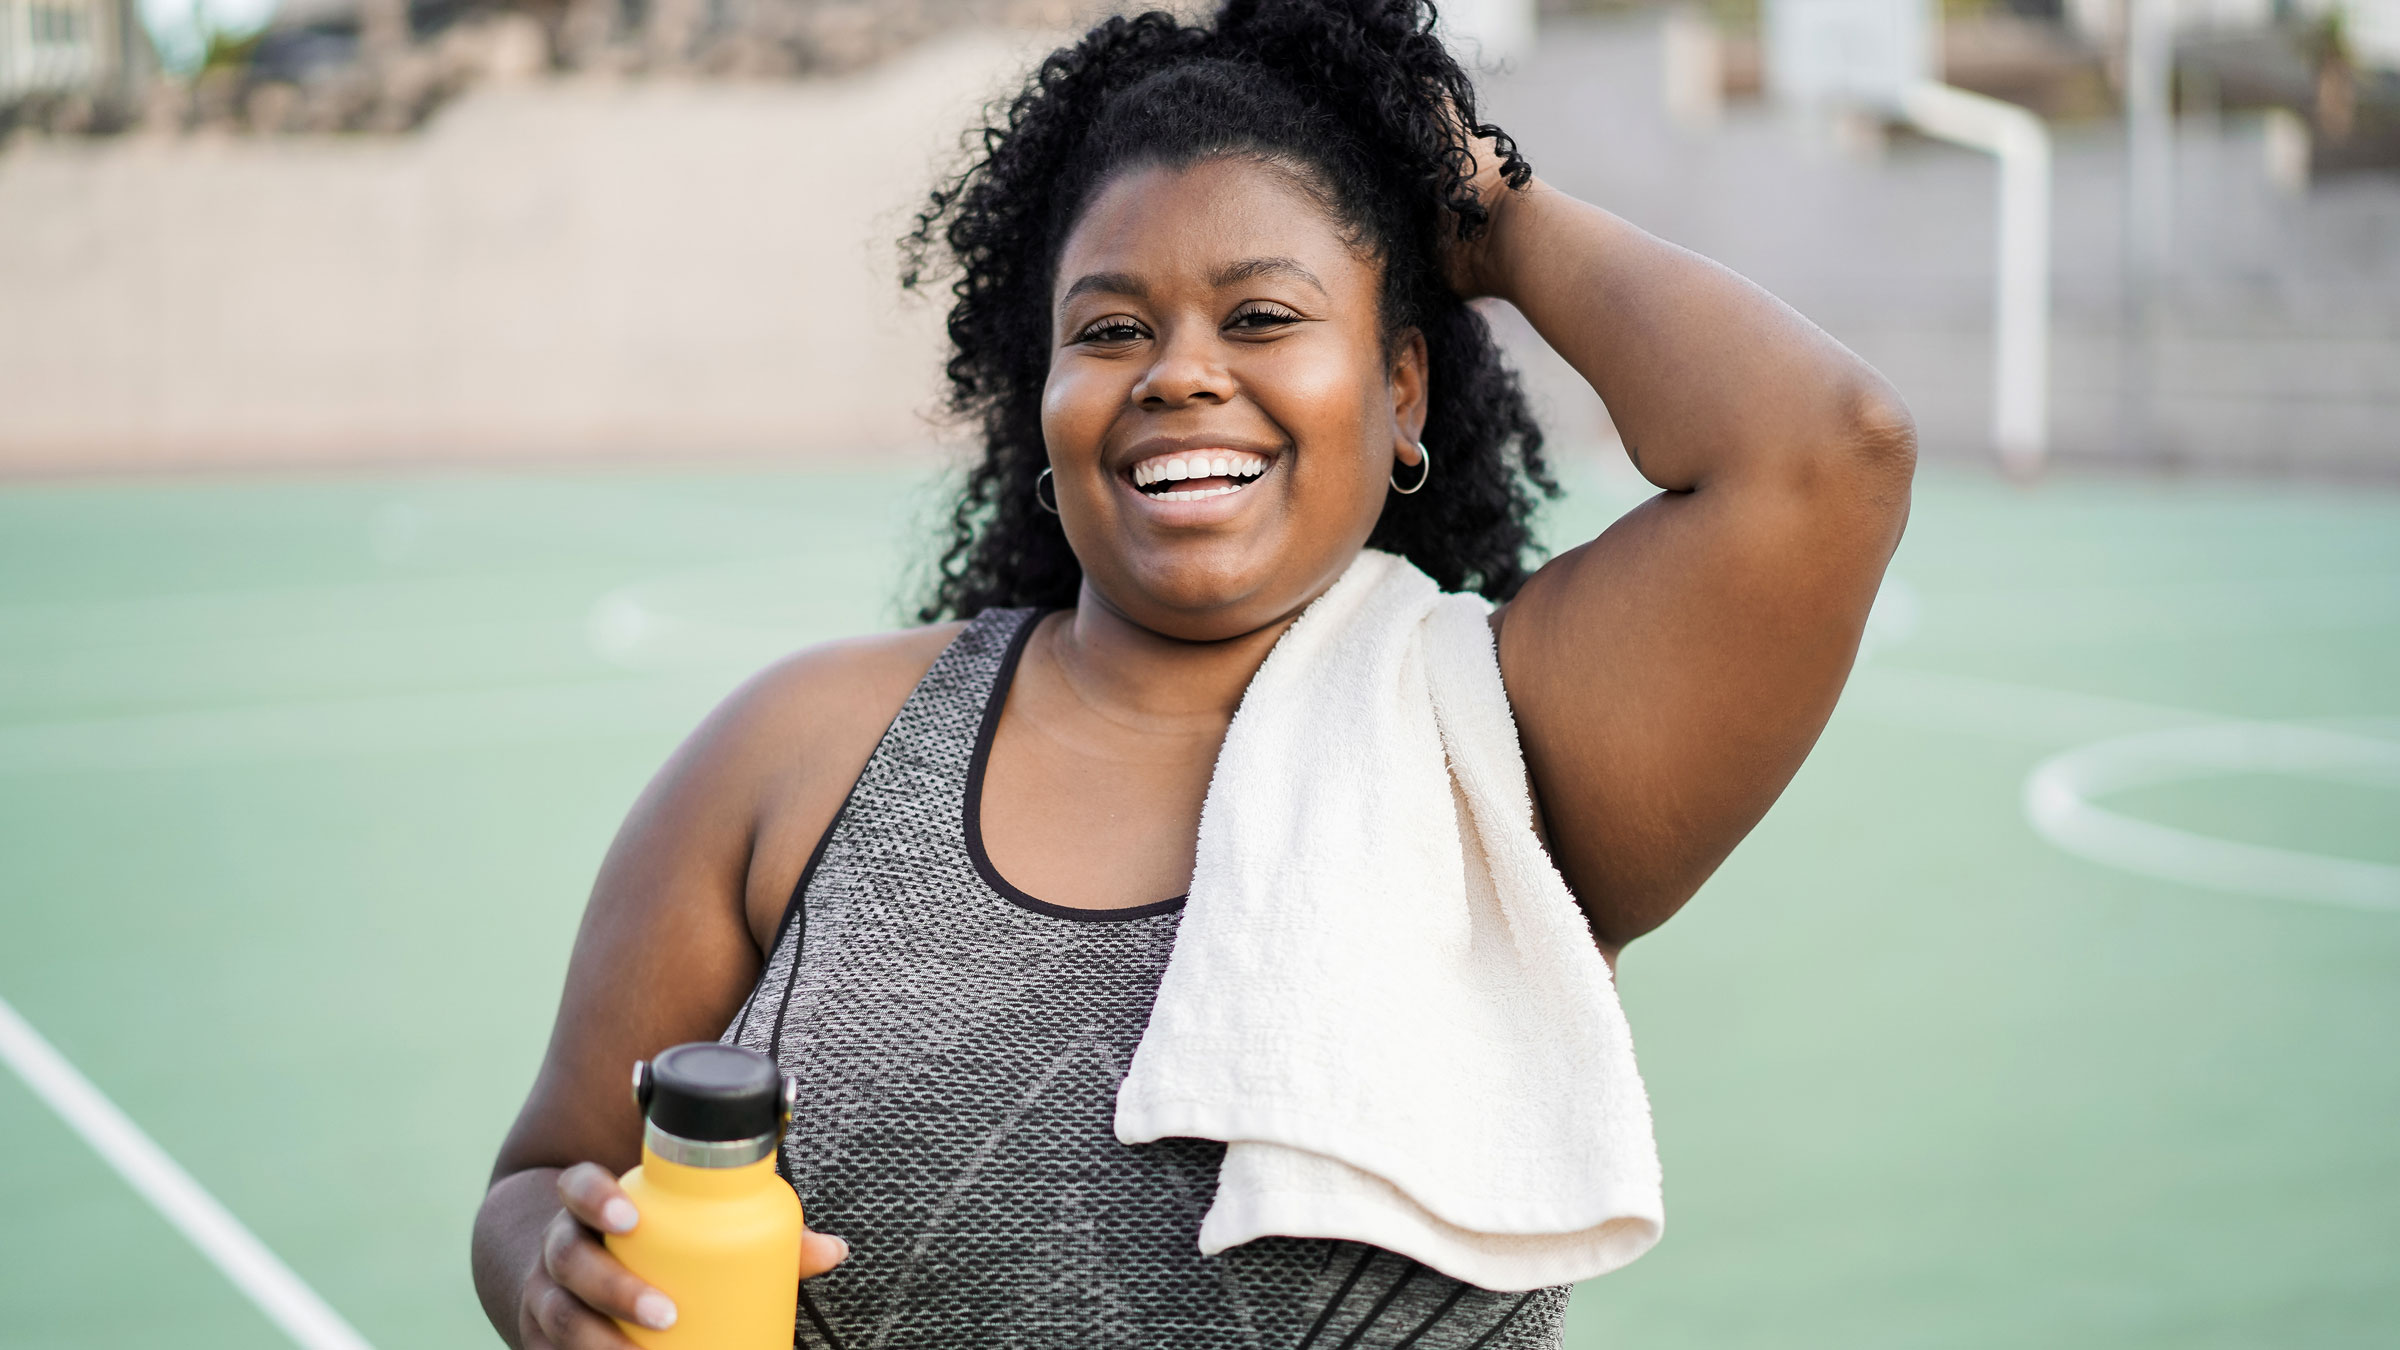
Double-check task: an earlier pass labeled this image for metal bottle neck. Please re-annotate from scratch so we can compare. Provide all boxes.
[643,1119,778,1169]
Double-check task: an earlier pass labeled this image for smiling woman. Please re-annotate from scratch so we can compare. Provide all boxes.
[470,2,1915,1347]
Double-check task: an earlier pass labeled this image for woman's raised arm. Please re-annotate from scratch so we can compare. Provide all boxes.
[1464,171,1917,955]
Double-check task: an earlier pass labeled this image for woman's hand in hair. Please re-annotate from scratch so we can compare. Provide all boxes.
[1436,112,1530,302]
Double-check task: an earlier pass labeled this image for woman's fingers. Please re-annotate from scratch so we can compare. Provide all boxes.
[555,1161,640,1237]
[547,1159,842,1328]
[799,1226,852,1281]
[515,1281,557,1350]
[548,1161,672,1325]
[521,1263,642,1350]
[1433,97,1522,298]
[541,1207,678,1334]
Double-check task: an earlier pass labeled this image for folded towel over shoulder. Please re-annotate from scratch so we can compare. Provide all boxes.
[1114,549,1664,1292]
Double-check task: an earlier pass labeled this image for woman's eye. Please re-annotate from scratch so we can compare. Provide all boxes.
[1228,306,1301,330]
[1075,318,1147,344]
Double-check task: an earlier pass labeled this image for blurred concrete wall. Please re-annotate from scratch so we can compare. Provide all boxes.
[3,14,2394,478]
[0,31,1055,474]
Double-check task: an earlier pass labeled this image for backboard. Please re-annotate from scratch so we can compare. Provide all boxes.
[1764,0,1939,109]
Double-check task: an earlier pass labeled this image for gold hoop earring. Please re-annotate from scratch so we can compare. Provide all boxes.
[1034,467,1060,514]
[1390,441,1432,495]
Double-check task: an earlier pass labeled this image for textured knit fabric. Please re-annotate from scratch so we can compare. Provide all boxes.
[721,608,1571,1349]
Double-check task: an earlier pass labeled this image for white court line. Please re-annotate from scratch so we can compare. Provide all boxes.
[2023,722,2400,913]
[0,994,377,1350]
[1843,641,2399,910]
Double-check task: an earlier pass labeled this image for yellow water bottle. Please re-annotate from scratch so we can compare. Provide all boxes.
[606,1043,803,1349]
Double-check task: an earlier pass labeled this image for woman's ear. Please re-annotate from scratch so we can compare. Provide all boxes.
[1389,327,1430,462]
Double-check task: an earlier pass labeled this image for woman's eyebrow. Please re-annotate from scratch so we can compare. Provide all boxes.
[1210,256,1325,293]
[1057,257,1326,306]
[1060,271,1147,304]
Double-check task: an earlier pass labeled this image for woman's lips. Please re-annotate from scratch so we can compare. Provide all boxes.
[1116,454,1280,519]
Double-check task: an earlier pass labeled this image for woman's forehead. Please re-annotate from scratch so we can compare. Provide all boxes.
[1054,159,1375,303]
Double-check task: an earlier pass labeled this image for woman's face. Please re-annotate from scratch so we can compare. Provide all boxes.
[1042,156,1427,642]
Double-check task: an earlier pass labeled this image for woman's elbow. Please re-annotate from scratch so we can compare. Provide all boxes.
[1844,382,1919,484]
[1788,379,1917,525]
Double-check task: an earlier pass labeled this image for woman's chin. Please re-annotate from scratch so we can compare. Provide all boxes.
[1115,585,1275,640]
[1089,551,1332,643]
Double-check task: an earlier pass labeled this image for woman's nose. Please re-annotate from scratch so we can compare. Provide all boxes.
[1131,329,1231,408]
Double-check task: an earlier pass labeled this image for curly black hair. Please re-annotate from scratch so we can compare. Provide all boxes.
[903,0,1558,622]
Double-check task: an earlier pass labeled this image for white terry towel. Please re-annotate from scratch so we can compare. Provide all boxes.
[1114,548,1664,1292]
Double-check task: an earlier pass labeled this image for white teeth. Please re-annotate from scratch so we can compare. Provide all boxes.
[1150,484,1243,500]
[1128,450,1273,493]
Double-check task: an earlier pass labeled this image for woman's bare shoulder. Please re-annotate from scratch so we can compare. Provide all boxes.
[701,622,970,942]
[728,622,970,743]
[603,621,969,904]
[701,620,970,815]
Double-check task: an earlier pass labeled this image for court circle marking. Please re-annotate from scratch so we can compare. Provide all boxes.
[2023,722,2400,913]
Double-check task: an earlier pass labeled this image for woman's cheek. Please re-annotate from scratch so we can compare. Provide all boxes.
[1247,351,1388,492]
[1040,361,1120,464]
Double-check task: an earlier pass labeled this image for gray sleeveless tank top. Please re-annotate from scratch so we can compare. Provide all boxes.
[721,608,1572,1349]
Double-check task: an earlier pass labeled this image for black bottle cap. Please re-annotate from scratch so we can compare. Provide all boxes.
[633,1043,785,1142]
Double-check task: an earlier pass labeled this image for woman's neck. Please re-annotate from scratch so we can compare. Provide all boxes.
[1046,581,1301,729]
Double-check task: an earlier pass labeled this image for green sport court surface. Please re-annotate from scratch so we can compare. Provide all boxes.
[0,460,2393,1349]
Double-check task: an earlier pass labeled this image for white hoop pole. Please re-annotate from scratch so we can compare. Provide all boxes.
[2118,0,2176,458]
[1898,80,2053,472]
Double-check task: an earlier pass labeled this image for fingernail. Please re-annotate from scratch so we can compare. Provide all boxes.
[635,1292,677,1330]
[830,1236,852,1267]
[602,1198,638,1233]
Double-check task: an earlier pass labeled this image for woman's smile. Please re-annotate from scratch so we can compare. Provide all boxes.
[1127,448,1272,494]
[1117,440,1284,519]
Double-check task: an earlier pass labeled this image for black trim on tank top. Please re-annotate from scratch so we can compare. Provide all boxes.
[761,781,846,1121]
[748,690,885,1050]
[965,608,1190,923]
[752,627,958,1168]
[731,808,829,1051]
[762,761,863,1188]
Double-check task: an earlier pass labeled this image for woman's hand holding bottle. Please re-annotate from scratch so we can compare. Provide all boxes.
[515,1162,849,1349]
